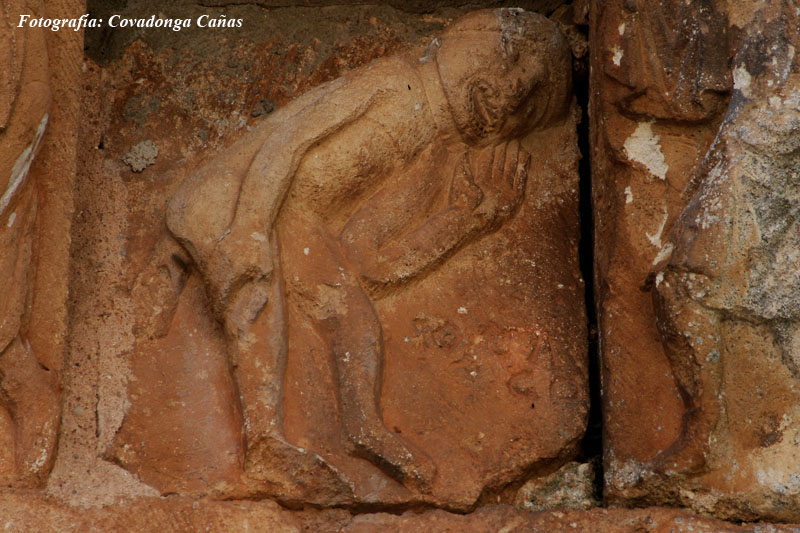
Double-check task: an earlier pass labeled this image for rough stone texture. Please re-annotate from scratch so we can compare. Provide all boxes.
[0,0,81,487]
[649,2,800,522]
[590,0,732,505]
[46,51,161,507]
[593,0,800,522]
[0,496,796,532]
[0,492,333,532]
[121,140,158,172]
[7,0,800,528]
[84,1,565,64]
[514,461,598,512]
[342,505,796,532]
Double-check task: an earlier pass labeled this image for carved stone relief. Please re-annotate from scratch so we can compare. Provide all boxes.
[0,0,60,486]
[590,0,732,501]
[593,0,800,521]
[100,9,588,508]
[7,0,800,527]
[649,3,800,520]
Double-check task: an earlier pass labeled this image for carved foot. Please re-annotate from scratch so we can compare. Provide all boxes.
[345,423,437,493]
[243,432,354,504]
[0,338,59,486]
[647,411,709,476]
[12,388,59,485]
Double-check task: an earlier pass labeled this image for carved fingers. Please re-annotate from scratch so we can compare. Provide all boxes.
[498,138,531,210]
[448,152,483,210]
[471,139,530,227]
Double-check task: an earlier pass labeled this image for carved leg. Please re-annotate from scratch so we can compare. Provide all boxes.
[651,270,724,474]
[229,235,286,439]
[213,231,351,501]
[280,214,436,492]
[332,303,436,492]
[0,336,59,486]
[165,129,275,322]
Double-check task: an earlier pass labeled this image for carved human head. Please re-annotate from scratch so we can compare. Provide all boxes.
[433,9,572,144]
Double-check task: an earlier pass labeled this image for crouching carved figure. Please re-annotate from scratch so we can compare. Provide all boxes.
[113,8,582,502]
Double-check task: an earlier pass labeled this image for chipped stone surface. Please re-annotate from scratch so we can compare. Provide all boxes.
[514,461,598,512]
[593,0,800,522]
[1,495,796,532]
[591,0,733,509]
[622,122,668,181]
[0,113,48,216]
[647,3,800,521]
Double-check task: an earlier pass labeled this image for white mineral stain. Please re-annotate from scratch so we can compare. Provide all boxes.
[303,247,310,255]
[624,186,633,204]
[457,306,468,315]
[653,242,674,266]
[618,22,626,35]
[6,212,16,228]
[1,113,48,216]
[733,65,752,97]
[26,421,51,472]
[749,411,800,496]
[645,206,668,249]
[623,121,669,180]
[418,37,439,63]
[612,46,623,66]
[250,232,267,242]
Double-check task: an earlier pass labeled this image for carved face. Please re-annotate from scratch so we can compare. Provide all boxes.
[435,9,572,144]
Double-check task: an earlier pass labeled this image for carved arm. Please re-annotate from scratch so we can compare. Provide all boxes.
[342,140,529,291]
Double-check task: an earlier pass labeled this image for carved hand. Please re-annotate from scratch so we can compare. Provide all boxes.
[448,153,484,210]
[469,139,530,229]
[206,229,274,337]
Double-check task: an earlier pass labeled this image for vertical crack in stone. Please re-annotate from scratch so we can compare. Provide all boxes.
[573,34,603,503]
